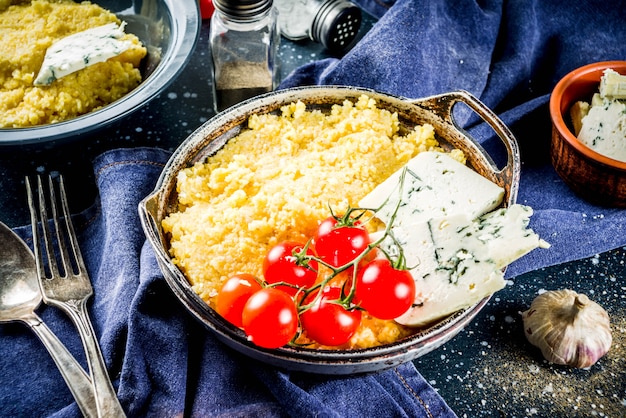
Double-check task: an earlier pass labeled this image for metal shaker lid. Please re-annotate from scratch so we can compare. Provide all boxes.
[213,0,273,20]
[311,0,362,52]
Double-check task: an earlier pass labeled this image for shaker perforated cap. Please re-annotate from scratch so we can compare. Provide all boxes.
[213,0,273,20]
[311,0,362,52]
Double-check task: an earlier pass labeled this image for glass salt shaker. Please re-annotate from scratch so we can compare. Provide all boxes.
[209,0,280,112]
[274,0,361,53]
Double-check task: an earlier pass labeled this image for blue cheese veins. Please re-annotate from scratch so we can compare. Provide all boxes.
[392,205,548,327]
[359,151,505,228]
[34,22,134,86]
[577,97,626,162]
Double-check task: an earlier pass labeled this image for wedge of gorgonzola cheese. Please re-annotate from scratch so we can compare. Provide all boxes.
[577,98,626,163]
[359,151,548,327]
[34,22,134,86]
[359,151,505,228]
[392,204,548,327]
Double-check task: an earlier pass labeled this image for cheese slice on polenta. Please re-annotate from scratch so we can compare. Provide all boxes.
[34,22,135,86]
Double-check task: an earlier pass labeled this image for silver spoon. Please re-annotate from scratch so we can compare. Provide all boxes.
[0,220,97,417]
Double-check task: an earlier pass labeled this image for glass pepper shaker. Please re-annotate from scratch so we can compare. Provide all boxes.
[274,0,361,53]
[209,0,280,112]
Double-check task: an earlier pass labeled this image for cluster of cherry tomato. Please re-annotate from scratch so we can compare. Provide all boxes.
[215,211,416,349]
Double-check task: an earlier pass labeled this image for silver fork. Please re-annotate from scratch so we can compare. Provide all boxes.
[26,175,126,418]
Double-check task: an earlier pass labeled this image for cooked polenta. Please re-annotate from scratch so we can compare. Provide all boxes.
[0,0,147,128]
[162,95,466,349]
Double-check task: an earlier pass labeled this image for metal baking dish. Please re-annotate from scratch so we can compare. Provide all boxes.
[139,86,520,375]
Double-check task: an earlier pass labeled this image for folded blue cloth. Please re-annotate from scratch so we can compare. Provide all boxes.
[281,0,626,278]
[1,148,456,417]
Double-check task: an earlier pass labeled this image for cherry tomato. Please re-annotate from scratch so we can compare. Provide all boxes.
[242,288,298,348]
[314,216,370,268]
[216,274,263,327]
[300,286,361,346]
[263,241,318,296]
[353,259,416,320]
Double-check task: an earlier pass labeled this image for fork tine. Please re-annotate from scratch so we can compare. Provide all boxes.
[57,175,87,275]
[48,175,78,278]
[25,177,41,274]
[26,176,59,280]
[27,175,84,279]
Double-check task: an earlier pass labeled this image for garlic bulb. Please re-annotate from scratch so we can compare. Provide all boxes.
[521,289,612,368]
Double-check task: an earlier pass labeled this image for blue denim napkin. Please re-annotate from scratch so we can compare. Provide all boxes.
[281,0,626,278]
[1,147,456,417]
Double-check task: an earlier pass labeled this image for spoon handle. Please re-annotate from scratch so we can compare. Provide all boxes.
[24,312,98,418]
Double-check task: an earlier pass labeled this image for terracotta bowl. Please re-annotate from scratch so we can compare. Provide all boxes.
[139,86,520,375]
[549,61,626,207]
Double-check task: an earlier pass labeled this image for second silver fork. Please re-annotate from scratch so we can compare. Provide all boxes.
[27,175,126,418]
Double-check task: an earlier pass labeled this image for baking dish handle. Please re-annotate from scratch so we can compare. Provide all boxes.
[408,90,520,206]
[138,193,192,286]
[138,192,172,267]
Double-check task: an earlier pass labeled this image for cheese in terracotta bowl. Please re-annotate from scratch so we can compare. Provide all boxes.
[140,86,549,374]
[550,61,626,207]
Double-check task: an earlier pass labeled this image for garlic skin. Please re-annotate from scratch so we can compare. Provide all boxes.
[521,289,612,368]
